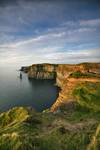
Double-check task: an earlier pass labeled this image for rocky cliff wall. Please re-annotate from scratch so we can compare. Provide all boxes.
[21,63,100,80]
[28,64,58,79]
[21,63,100,111]
[56,63,100,86]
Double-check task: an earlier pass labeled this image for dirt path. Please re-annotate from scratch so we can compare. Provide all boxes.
[68,77,100,83]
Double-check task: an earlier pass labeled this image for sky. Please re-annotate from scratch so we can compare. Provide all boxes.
[0,0,100,67]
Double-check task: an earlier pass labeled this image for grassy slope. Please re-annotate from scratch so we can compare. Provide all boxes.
[69,71,100,78]
[0,87,100,150]
[73,82,100,111]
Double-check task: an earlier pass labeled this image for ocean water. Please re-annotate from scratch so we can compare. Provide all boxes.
[0,67,59,112]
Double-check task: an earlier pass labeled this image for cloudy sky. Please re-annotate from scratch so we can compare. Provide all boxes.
[0,0,100,67]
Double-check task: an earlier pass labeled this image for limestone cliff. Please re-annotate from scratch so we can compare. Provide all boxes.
[21,63,100,112]
[28,63,58,79]
[22,63,100,80]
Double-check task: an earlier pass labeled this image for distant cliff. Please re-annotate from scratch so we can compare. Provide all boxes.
[21,63,100,111]
[21,63,100,80]
[20,66,30,73]
[27,64,58,79]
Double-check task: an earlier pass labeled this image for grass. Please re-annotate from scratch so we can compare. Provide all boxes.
[69,71,99,78]
[0,104,100,150]
[72,82,100,111]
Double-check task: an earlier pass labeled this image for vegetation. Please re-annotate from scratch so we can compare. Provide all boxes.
[0,102,100,149]
[69,71,99,78]
[73,82,100,111]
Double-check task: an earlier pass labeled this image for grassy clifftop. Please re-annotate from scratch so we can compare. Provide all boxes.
[0,98,100,150]
[73,82,100,111]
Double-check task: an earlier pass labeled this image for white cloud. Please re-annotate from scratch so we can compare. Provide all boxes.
[80,18,100,26]
[0,45,99,67]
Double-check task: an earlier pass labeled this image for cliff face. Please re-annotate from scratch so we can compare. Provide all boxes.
[21,63,100,111]
[28,64,58,79]
[25,63,100,80]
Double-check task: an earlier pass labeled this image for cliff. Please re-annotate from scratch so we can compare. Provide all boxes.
[23,63,100,80]
[28,64,58,79]
[51,63,100,111]
[20,66,30,73]
[21,63,100,112]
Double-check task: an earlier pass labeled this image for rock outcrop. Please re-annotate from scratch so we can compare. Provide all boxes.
[28,63,58,79]
[21,63,100,79]
[20,66,30,73]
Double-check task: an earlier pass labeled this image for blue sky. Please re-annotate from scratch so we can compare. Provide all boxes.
[0,0,100,67]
